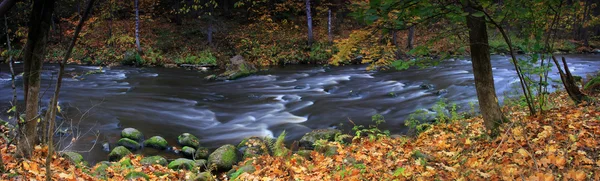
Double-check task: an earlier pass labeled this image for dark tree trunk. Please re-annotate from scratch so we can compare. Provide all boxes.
[305,0,313,46]
[18,0,56,158]
[45,1,95,179]
[135,0,142,54]
[464,2,504,136]
[407,25,415,49]
[208,5,214,46]
[553,56,587,104]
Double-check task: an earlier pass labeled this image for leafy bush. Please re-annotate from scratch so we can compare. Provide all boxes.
[175,50,217,65]
[352,114,390,141]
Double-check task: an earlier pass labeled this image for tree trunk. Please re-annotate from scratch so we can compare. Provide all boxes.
[45,1,94,179]
[207,5,214,46]
[18,0,56,158]
[407,25,415,49]
[328,8,332,44]
[305,0,313,46]
[135,0,142,54]
[464,2,504,136]
[5,15,16,111]
[552,56,587,104]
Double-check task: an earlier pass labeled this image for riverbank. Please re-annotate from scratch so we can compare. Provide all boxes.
[0,91,598,180]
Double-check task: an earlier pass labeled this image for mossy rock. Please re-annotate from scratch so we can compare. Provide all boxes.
[208,144,239,171]
[195,147,210,160]
[195,159,207,168]
[181,146,196,158]
[168,158,196,170]
[120,157,133,167]
[108,146,132,161]
[193,172,214,181]
[237,137,269,159]
[140,155,168,166]
[177,133,200,148]
[93,162,111,179]
[299,129,341,149]
[143,136,168,150]
[229,165,256,180]
[117,138,141,151]
[61,151,84,165]
[584,76,600,93]
[125,171,150,180]
[121,128,144,141]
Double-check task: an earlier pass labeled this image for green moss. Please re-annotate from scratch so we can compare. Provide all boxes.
[143,136,168,150]
[61,151,84,165]
[584,77,600,91]
[108,146,132,161]
[177,133,200,148]
[120,157,132,167]
[168,158,196,170]
[121,128,143,141]
[117,138,141,151]
[125,171,150,180]
[140,155,168,166]
[93,163,110,179]
[181,146,196,158]
[208,144,239,171]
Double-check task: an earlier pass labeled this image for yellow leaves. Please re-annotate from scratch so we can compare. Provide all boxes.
[517,148,529,157]
[565,170,587,181]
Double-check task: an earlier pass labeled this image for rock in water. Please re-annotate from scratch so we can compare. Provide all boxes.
[168,158,196,170]
[208,144,239,171]
[299,129,341,149]
[143,136,168,150]
[117,138,141,151]
[177,133,200,148]
[140,155,168,166]
[108,146,132,161]
[213,55,258,80]
[181,146,196,158]
[61,151,84,165]
[237,137,270,159]
[121,128,144,141]
[195,147,210,160]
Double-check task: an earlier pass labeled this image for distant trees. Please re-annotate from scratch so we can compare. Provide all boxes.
[135,0,142,54]
[305,0,314,46]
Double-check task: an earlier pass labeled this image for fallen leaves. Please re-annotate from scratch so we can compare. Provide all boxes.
[238,92,600,180]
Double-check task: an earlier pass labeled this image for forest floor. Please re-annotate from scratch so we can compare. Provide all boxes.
[0,92,599,180]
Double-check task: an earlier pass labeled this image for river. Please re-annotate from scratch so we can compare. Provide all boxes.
[0,54,599,163]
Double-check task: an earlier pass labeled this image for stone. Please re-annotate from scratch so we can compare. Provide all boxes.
[299,129,341,149]
[168,158,196,170]
[193,172,214,181]
[117,138,141,151]
[181,146,196,158]
[102,142,110,152]
[214,55,258,80]
[419,83,434,90]
[208,144,239,171]
[140,155,168,166]
[108,146,132,161]
[177,133,200,148]
[143,136,168,150]
[237,137,270,159]
[61,151,84,165]
[121,128,143,141]
[125,171,150,180]
[195,147,210,160]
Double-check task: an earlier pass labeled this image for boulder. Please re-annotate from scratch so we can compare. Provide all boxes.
[144,136,168,150]
[237,137,270,159]
[195,147,210,160]
[168,158,196,170]
[121,128,143,141]
[177,133,200,148]
[140,155,168,166]
[299,129,341,149]
[212,55,258,80]
[108,146,132,161]
[208,144,239,171]
[435,89,448,96]
[181,146,196,158]
[117,138,141,151]
[102,142,110,152]
[61,151,84,165]
[193,172,214,181]
[93,162,111,179]
[419,83,434,90]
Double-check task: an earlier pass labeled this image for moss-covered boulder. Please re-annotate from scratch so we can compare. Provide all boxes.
[108,146,132,161]
[121,128,143,141]
[193,172,214,181]
[120,157,133,167]
[143,136,168,150]
[61,151,84,165]
[229,165,256,180]
[584,76,600,93]
[181,146,196,158]
[299,129,341,149]
[168,158,196,170]
[140,155,168,166]
[117,138,141,151]
[177,133,200,148]
[208,144,239,171]
[93,162,111,179]
[237,137,270,159]
[194,147,210,160]
[211,55,258,80]
[195,159,207,167]
[125,171,150,180]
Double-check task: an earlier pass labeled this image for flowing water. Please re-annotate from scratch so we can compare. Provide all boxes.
[1,54,599,163]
